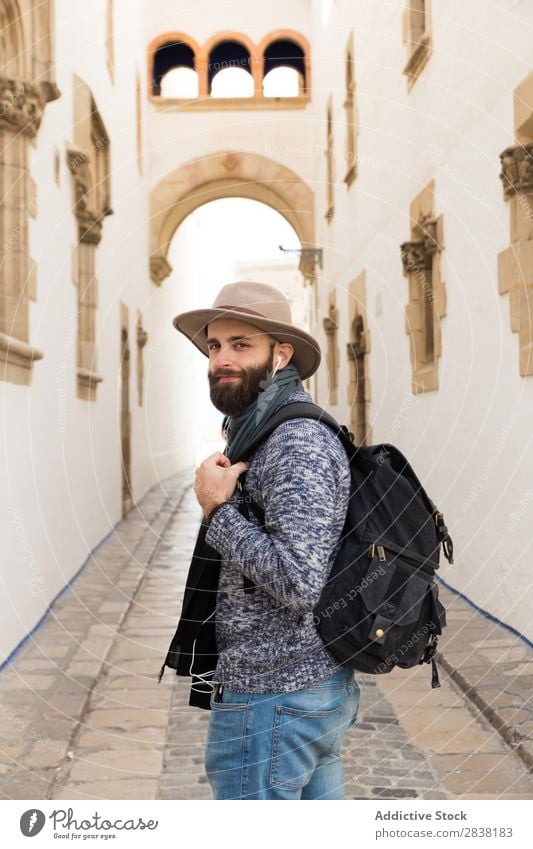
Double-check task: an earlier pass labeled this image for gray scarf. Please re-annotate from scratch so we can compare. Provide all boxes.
[222,362,304,462]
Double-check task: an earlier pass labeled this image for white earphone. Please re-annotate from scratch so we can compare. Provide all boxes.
[271,355,283,378]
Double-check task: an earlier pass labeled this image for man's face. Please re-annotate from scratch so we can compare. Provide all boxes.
[206,318,276,416]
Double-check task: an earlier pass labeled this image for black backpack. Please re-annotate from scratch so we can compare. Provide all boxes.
[237,402,454,689]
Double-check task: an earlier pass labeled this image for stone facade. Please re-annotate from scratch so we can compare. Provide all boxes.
[400,181,446,394]
[497,71,533,376]
[0,0,59,385]
[2,0,533,671]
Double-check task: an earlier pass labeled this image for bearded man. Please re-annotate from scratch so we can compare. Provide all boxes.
[159,281,360,800]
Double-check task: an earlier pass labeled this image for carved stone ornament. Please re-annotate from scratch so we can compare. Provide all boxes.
[400,240,430,272]
[499,142,533,199]
[0,76,46,138]
[149,253,173,285]
[136,317,148,348]
[346,315,365,360]
[400,216,440,272]
[323,304,339,336]
[419,217,440,255]
[66,146,104,244]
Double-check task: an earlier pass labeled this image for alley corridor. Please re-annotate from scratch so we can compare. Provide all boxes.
[0,475,531,801]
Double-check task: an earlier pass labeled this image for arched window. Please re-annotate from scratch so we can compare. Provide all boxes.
[149,31,311,103]
[208,40,253,96]
[263,39,306,91]
[263,66,302,97]
[211,67,254,97]
[161,67,199,98]
[153,41,196,96]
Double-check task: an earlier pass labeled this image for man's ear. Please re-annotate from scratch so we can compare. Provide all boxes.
[277,343,294,367]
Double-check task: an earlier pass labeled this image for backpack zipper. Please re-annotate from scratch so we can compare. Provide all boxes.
[367,537,438,568]
[367,540,436,577]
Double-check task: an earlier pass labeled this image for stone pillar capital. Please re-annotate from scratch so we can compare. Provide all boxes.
[499,142,533,198]
[0,77,46,138]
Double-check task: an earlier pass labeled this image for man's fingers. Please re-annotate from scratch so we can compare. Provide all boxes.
[230,461,249,476]
[235,461,249,471]
[202,451,230,467]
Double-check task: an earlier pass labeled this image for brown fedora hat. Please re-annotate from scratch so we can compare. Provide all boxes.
[172,281,321,380]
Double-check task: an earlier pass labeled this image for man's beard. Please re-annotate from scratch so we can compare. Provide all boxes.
[208,347,275,417]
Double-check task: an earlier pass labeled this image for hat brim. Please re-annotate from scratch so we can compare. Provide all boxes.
[172,307,321,380]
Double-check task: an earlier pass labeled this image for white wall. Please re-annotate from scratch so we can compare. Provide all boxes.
[0,0,180,664]
[309,0,533,638]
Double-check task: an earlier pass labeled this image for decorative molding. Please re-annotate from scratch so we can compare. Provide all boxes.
[346,273,372,445]
[400,195,446,394]
[0,0,59,386]
[344,162,357,187]
[323,297,339,406]
[346,324,369,362]
[298,248,322,282]
[402,1,432,88]
[343,31,358,188]
[497,135,533,375]
[400,216,442,272]
[325,96,335,222]
[77,369,103,401]
[323,312,338,336]
[66,144,112,244]
[136,319,148,349]
[150,151,315,290]
[499,142,533,199]
[0,77,46,137]
[0,332,43,385]
[136,314,148,407]
[67,87,112,401]
[150,253,173,286]
[404,33,432,82]
[148,94,310,112]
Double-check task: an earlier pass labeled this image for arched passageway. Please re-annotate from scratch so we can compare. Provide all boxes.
[149,151,318,286]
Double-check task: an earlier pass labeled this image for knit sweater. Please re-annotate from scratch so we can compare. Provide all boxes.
[204,388,352,693]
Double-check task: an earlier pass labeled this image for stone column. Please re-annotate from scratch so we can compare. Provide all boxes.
[497,142,533,376]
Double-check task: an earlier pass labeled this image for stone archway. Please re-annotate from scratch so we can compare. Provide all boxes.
[149,151,317,285]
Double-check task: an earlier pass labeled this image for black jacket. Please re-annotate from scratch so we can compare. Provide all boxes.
[157,513,222,709]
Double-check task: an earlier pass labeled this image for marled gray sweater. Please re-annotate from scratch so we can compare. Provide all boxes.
[205,388,351,693]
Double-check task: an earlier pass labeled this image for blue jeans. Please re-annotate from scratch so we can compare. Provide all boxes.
[204,666,360,800]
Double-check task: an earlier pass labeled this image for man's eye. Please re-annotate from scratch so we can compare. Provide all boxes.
[207,343,248,351]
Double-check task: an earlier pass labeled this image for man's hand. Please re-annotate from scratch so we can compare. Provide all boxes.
[194,452,249,518]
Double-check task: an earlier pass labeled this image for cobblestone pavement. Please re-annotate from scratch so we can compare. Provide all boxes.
[0,474,531,800]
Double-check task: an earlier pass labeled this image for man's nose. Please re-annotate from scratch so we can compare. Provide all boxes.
[212,347,234,369]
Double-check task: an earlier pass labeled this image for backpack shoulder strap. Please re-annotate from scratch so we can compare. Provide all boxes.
[236,401,355,462]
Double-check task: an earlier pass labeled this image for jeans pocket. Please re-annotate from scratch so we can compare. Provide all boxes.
[205,700,248,791]
[270,704,344,789]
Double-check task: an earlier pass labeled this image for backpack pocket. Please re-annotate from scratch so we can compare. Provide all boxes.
[314,544,443,674]
[358,557,428,619]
